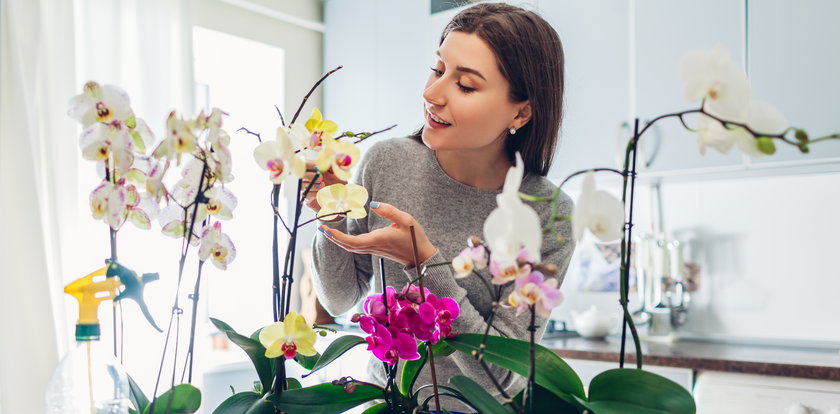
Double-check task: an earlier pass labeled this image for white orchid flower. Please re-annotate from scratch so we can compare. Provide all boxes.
[198,221,236,270]
[681,47,751,122]
[696,114,737,155]
[68,81,133,128]
[203,186,238,220]
[572,172,625,243]
[158,204,204,245]
[152,111,197,164]
[145,161,170,204]
[129,118,156,154]
[79,123,135,174]
[254,125,307,184]
[206,108,229,147]
[124,184,157,230]
[697,100,788,157]
[89,181,128,230]
[171,158,205,206]
[482,153,542,264]
[208,139,234,183]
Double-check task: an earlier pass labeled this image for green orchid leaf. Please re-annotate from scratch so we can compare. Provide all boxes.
[301,335,367,376]
[448,375,513,414]
[430,339,456,357]
[128,374,149,413]
[445,333,585,404]
[142,384,201,414]
[361,402,389,414]
[286,377,302,390]
[294,352,321,370]
[266,382,385,414]
[576,368,696,414]
[513,383,583,413]
[211,317,274,395]
[400,342,428,396]
[212,391,273,414]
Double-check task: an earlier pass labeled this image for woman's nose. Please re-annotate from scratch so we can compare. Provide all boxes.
[422,78,446,107]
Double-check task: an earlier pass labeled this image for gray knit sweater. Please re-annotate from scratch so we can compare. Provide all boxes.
[311,137,575,411]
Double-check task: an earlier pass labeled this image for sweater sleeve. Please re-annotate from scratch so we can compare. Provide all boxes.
[403,191,576,392]
[309,145,379,316]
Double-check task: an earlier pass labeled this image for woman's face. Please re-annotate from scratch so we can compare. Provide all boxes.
[421,31,529,153]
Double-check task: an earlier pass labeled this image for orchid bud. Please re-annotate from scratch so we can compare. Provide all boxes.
[350,313,362,323]
[794,128,808,142]
[539,263,558,275]
[756,137,776,155]
[344,383,357,393]
[799,142,810,154]
[467,236,483,248]
[405,289,422,304]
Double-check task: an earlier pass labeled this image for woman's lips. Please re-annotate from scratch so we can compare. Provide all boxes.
[426,112,451,129]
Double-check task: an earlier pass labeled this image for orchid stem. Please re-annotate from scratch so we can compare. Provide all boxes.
[149,161,209,413]
[618,118,643,369]
[289,66,343,125]
[409,226,441,414]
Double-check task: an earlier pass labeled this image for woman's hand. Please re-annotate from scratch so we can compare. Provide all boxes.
[318,202,437,267]
[302,163,345,213]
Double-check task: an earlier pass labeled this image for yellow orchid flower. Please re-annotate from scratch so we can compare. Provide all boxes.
[304,107,339,146]
[314,138,361,181]
[258,312,317,359]
[316,183,369,220]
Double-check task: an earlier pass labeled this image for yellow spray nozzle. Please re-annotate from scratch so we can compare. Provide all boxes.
[64,266,123,326]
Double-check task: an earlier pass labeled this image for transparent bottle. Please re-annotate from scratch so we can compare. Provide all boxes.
[46,324,130,414]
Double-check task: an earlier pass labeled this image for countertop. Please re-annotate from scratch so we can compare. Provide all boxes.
[541,335,840,381]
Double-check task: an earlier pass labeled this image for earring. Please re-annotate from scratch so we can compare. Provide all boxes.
[509,127,517,135]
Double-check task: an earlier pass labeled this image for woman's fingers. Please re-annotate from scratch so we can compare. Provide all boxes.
[319,225,372,252]
[369,202,412,226]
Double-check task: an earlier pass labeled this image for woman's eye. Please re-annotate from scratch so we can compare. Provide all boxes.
[430,67,443,76]
[457,83,476,93]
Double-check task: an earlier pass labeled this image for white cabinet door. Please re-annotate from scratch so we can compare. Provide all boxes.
[635,0,746,173]
[747,0,840,166]
[536,0,632,182]
[694,371,840,413]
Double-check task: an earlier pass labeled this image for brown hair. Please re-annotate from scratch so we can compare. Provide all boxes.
[424,3,565,176]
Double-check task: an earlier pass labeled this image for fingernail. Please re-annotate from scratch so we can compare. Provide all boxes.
[318,227,332,237]
[369,201,380,209]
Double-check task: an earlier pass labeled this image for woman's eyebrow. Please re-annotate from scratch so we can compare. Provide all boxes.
[435,50,487,81]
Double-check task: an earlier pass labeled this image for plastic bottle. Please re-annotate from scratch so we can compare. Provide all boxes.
[46,266,130,413]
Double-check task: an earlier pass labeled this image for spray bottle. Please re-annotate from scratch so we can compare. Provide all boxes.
[46,265,130,413]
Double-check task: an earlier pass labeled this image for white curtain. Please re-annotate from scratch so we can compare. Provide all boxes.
[0,0,77,412]
[0,0,191,411]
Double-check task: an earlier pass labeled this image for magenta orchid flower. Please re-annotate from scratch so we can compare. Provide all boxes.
[356,284,460,363]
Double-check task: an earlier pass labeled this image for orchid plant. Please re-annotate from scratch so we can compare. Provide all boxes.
[60,44,839,414]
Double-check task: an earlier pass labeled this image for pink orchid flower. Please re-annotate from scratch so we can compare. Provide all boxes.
[507,271,563,317]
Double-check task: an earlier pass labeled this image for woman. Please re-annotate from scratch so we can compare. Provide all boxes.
[308,3,574,409]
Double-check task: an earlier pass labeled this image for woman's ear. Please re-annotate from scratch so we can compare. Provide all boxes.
[514,101,532,129]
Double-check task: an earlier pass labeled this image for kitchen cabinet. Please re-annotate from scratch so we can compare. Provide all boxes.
[747,0,840,166]
[536,1,631,182]
[633,0,746,174]
[694,371,840,413]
